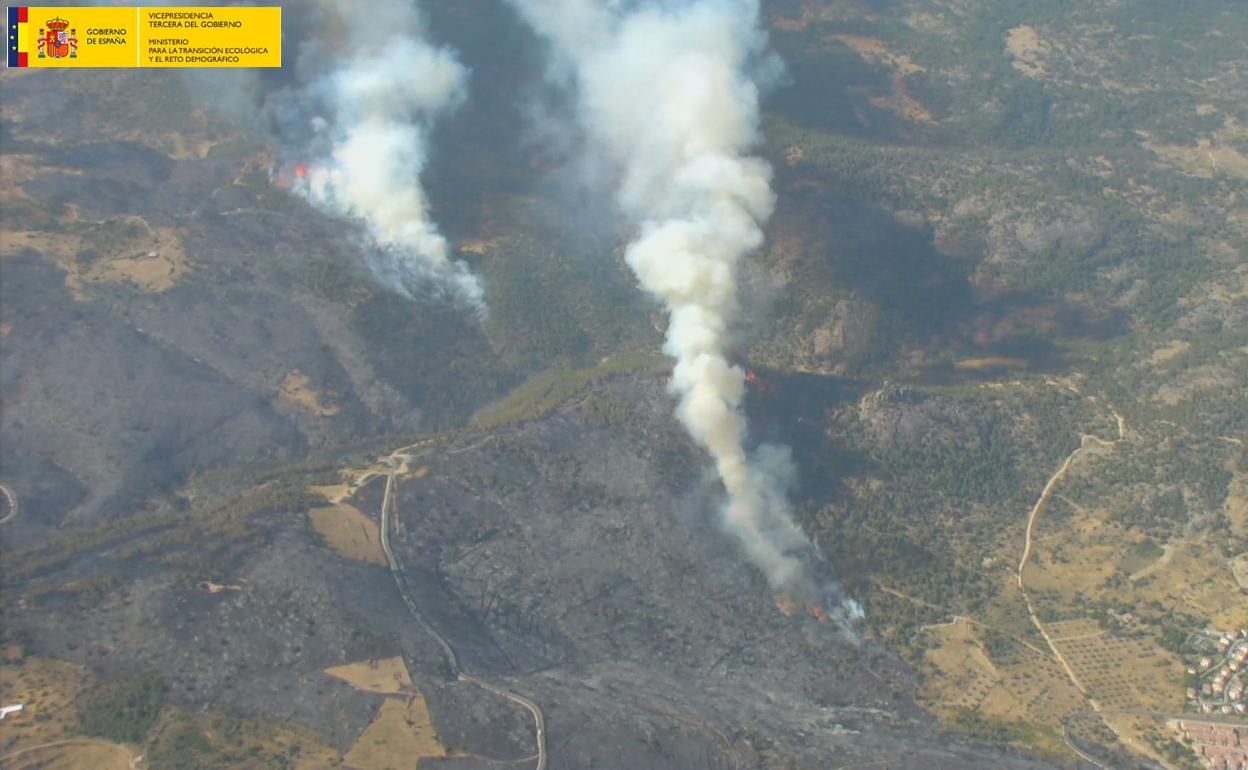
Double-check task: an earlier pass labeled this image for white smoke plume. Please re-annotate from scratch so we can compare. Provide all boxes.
[509,0,822,596]
[289,0,484,312]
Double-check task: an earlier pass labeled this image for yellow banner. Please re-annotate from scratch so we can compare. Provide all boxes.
[8,6,281,68]
[142,7,280,68]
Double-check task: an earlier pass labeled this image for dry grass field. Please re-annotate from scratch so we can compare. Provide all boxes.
[1101,713,1178,769]
[146,706,341,770]
[308,462,393,507]
[91,244,190,293]
[1,204,191,298]
[307,504,387,566]
[326,656,451,770]
[2,739,137,770]
[324,657,413,695]
[343,696,446,770]
[954,357,1031,371]
[1024,491,1247,629]
[0,654,140,769]
[0,654,93,754]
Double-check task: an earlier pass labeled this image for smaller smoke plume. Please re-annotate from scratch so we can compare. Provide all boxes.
[281,1,484,312]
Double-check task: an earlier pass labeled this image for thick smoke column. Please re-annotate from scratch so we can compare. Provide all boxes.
[510,0,819,594]
[292,1,484,311]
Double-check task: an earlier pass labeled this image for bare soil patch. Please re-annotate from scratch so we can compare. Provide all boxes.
[1148,340,1191,366]
[1006,26,1051,78]
[278,371,341,417]
[955,357,1030,371]
[1146,139,1248,180]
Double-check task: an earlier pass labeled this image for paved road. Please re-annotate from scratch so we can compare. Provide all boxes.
[1187,635,1248,713]
[460,673,547,768]
[378,451,548,770]
[1060,708,1248,770]
[379,458,461,675]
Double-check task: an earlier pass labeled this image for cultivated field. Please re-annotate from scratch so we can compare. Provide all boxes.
[919,618,1084,727]
[1046,619,1185,712]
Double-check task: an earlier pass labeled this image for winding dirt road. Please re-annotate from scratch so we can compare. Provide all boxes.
[1015,405,1127,706]
[1017,412,1125,591]
[378,450,548,770]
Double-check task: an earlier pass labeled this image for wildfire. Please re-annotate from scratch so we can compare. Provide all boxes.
[272,162,313,190]
[776,596,834,625]
[744,369,777,397]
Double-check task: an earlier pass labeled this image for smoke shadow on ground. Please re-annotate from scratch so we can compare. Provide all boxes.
[45,140,176,187]
[770,189,1125,374]
[410,1,662,374]
[744,371,872,505]
[820,197,977,334]
[350,289,518,429]
[766,26,916,143]
[421,0,555,229]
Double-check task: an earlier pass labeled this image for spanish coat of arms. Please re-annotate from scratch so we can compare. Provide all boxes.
[38,18,77,59]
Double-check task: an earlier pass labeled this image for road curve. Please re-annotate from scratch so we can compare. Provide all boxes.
[460,673,547,768]
[1017,406,1125,591]
[1015,399,1126,717]
[1016,443,1084,589]
[0,481,18,525]
[1061,723,1110,770]
[378,452,548,770]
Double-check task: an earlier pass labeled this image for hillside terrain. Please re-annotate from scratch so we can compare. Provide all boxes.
[2,1,1245,768]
